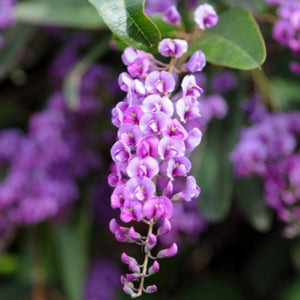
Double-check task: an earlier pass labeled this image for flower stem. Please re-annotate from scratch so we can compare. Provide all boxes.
[136,220,154,297]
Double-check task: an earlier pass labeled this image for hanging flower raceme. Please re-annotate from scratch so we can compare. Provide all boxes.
[108,36,211,297]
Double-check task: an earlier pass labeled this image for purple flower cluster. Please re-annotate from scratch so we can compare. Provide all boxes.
[265,155,300,237]
[108,36,213,297]
[84,258,120,300]
[0,92,100,227]
[267,0,300,73]
[231,108,300,236]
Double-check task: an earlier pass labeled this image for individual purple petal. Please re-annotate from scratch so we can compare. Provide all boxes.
[136,135,160,158]
[158,136,185,159]
[176,96,201,123]
[148,261,160,275]
[163,5,181,26]
[157,218,172,235]
[158,38,188,58]
[161,157,192,180]
[140,112,169,134]
[120,200,144,222]
[111,184,129,209]
[145,71,176,94]
[181,75,203,99]
[157,243,178,258]
[172,176,200,201]
[126,176,156,201]
[111,101,128,128]
[185,127,203,152]
[127,79,147,105]
[162,118,188,140]
[127,57,150,78]
[144,285,158,294]
[184,50,206,73]
[118,72,133,92]
[122,47,147,65]
[143,196,173,219]
[117,124,143,146]
[111,141,131,164]
[127,156,159,179]
[194,3,219,30]
[142,94,174,117]
[122,105,144,125]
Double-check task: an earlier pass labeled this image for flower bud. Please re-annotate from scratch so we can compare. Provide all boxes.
[157,219,172,235]
[184,50,206,73]
[148,261,160,275]
[194,4,219,30]
[144,284,158,293]
[158,38,188,58]
[157,243,178,258]
[129,260,140,273]
[129,226,141,240]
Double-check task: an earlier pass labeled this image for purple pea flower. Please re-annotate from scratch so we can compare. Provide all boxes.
[181,74,203,99]
[127,156,159,179]
[120,200,144,222]
[143,196,173,219]
[184,50,206,72]
[163,5,181,26]
[176,96,201,123]
[158,38,188,58]
[140,111,169,134]
[136,135,160,158]
[145,71,176,94]
[194,3,219,30]
[162,118,188,140]
[142,94,174,117]
[126,176,156,201]
[158,136,185,159]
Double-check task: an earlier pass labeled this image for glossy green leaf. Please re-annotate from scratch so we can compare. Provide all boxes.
[235,177,272,232]
[190,7,266,70]
[14,0,104,28]
[88,0,161,51]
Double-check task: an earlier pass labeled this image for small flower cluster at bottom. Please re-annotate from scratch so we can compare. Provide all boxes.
[108,38,207,297]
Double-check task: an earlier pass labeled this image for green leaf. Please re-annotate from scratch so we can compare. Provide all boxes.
[269,77,300,110]
[14,0,104,29]
[63,37,110,109]
[53,224,88,300]
[223,0,267,14]
[193,90,243,222]
[190,7,266,70]
[0,26,34,80]
[88,0,161,51]
[0,254,20,275]
[235,177,272,232]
